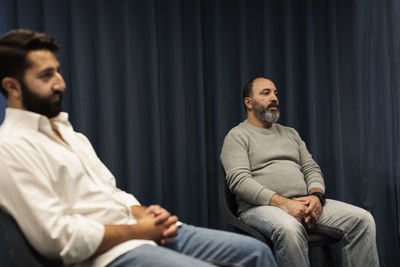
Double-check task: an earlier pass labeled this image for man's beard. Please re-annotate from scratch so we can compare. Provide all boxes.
[20,81,63,119]
[252,99,280,124]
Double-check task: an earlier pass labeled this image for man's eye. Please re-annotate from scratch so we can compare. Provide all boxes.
[41,73,52,79]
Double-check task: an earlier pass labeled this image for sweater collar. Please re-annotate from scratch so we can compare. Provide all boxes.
[243,119,277,134]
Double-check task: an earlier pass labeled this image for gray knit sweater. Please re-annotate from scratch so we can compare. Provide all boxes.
[220,120,325,214]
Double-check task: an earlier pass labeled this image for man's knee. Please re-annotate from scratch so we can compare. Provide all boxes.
[230,233,272,254]
[360,210,376,233]
[239,237,276,267]
[244,236,271,252]
[273,219,307,243]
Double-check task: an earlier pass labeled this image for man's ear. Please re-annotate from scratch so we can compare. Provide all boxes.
[244,97,252,111]
[1,77,22,98]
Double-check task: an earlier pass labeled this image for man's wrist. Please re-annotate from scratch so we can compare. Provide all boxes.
[310,192,326,206]
[131,205,147,219]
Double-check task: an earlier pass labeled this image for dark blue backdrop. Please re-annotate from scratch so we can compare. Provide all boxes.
[0,0,399,266]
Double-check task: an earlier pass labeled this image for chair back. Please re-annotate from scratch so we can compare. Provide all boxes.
[0,208,63,267]
[219,167,239,218]
[218,167,272,246]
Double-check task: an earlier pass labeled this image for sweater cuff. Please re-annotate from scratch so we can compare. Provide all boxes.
[256,188,276,205]
[307,182,325,193]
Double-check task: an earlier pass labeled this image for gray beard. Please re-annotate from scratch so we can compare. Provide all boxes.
[253,101,280,124]
[259,109,280,124]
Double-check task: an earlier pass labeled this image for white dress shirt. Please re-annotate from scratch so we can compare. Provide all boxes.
[0,108,156,266]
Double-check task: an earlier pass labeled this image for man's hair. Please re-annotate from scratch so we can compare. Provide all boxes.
[0,29,61,97]
[243,78,255,100]
[242,76,269,112]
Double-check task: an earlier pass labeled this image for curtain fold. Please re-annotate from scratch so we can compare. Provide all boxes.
[0,0,399,265]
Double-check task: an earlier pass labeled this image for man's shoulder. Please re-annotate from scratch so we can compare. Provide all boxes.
[273,124,302,142]
[225,120,252,137]
[275,123,298,133]
[0,130,37,152]
[0,120,42,154]
[0,123,21,145]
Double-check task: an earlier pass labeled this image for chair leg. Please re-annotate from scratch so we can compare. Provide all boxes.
[322,245,335,267]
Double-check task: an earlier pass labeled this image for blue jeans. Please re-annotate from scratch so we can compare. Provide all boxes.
[107,224,277,267]
[239,199,379,267]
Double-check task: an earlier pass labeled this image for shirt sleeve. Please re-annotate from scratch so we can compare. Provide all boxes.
[0,142,104,265]
[293,130,326,192]
[75,132,141,208]
[220,130,276,205]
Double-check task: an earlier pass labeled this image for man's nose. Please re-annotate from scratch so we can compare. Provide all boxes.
[271,94,278,102]
[53,72,66,91]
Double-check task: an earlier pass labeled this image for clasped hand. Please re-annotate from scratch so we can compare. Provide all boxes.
[137,205,179,245]
[285,196,322,228]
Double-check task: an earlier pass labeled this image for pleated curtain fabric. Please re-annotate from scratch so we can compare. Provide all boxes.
[0,0,399,266]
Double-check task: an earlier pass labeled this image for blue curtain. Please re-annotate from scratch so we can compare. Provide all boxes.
[0,0,399,266]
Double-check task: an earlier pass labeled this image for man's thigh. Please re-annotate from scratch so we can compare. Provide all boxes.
[165,224,273,266]
[107,244,214,267]
[239,205,304,237]
[316,199,373,232]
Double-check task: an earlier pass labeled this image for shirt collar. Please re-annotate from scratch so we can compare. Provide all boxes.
[4,108,70,131]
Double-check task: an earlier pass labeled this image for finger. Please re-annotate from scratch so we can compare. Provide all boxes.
[160,237,175,245]
[163,224,178,238]
[308,208,320,219]
[313,210,321,220]
[295,197,311,202]
[310,212,317,221]
[305,216,314,228]
[154,210,171,224]
[312,205,321,215]
[145,205,162,215]
[305,204,314,214]
[164,215,179,226]
[148,204,161,211]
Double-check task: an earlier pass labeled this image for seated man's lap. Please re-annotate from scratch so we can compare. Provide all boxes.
[239,199,373,239]
[239,206,306,237]
[107,244,214,267]
[166,224,273,264]
[316,199,375,233]
[108,224,275,267]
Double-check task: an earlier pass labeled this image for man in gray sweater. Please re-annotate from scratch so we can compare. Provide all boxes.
[220,77,379,267]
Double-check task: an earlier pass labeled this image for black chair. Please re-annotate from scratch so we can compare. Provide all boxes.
[218,167,343,267]
[0,208,63,267]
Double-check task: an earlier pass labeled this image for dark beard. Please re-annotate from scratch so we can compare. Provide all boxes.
[20,81,63,118]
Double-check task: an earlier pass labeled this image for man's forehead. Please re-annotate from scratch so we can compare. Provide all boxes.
[253,78,276,91]
[26,50,59,70]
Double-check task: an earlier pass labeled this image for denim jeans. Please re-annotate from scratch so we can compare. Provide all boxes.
[107,224,277,267]
[239,199,379,267]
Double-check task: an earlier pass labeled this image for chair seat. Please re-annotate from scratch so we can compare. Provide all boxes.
[308,232,341,247]
[307,224,343,247]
